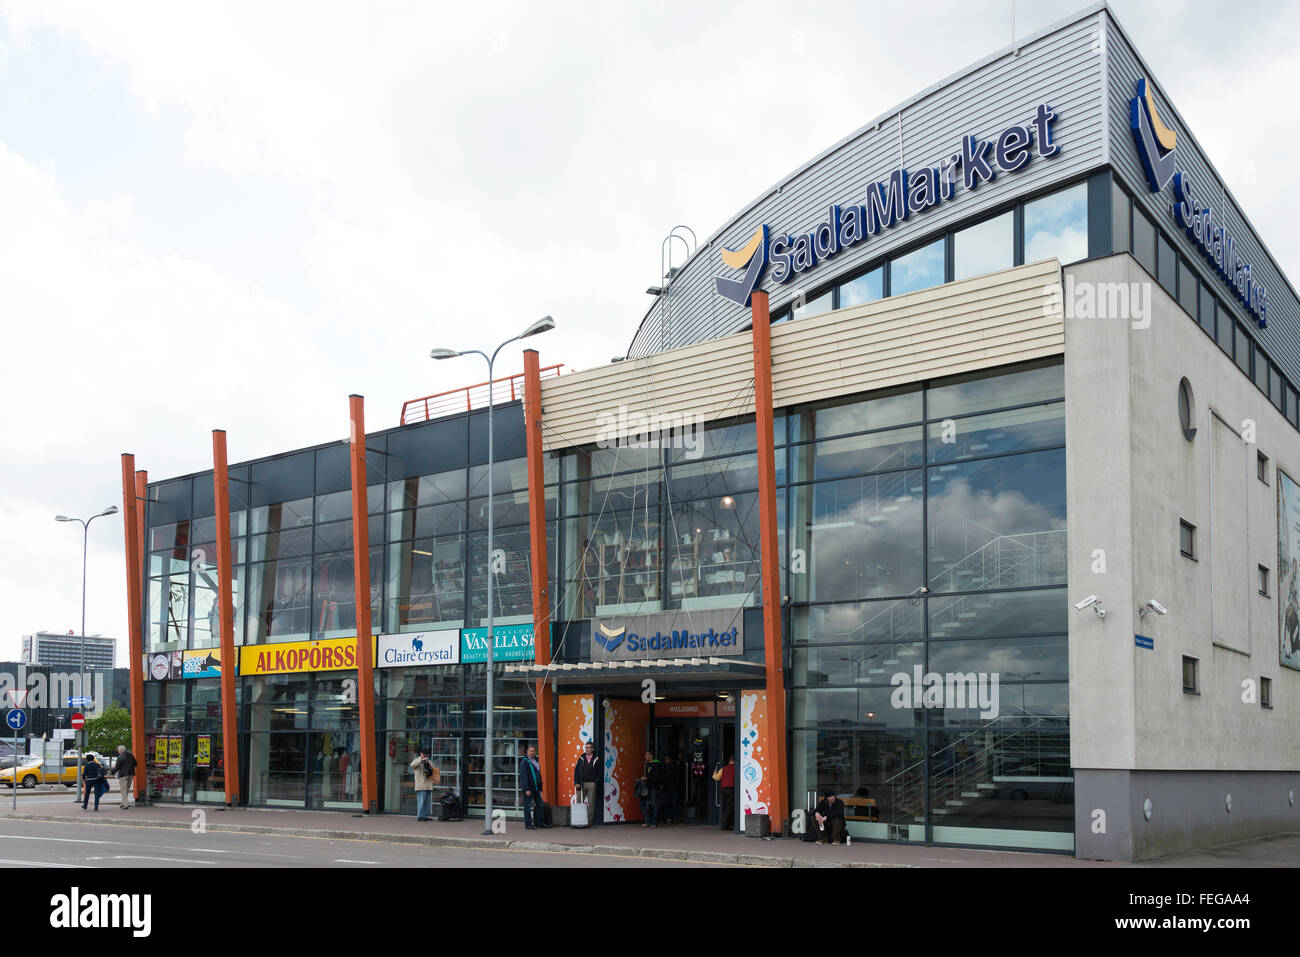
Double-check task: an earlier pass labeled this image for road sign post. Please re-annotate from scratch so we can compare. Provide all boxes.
[5,706,27,811]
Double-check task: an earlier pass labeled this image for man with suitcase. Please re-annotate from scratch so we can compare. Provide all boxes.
[518,745,545,830]
[573,739,601,826]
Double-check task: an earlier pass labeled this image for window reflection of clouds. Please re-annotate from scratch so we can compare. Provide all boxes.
[1025,183,1088,265]
[890,240,945,295]
[954,212,1014,281]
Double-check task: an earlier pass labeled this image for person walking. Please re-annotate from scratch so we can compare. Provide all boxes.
[518,745,544,830]
[572,739,601,825]
[717,755,736,830]
[662,752,684,824]
[114,744,137,809]
[409,746,439,822]
[81,753,107,812]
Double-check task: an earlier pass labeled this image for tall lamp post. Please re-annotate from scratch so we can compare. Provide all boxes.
[55,505,118,803]
[431,316,555,834]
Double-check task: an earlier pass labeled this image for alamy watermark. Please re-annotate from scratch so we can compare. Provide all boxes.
[595,404,704,459]
[891,667,1000,720]
[1046,276,1154,329]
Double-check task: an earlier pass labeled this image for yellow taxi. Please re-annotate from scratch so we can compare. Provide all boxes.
[0,755,80,788]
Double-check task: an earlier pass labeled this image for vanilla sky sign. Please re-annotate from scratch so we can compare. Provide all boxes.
[715,103,1062,307]
[461,624,537,663]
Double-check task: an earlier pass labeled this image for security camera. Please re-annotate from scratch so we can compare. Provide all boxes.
[1140,599,1168,618]
[1073,595,1106,618]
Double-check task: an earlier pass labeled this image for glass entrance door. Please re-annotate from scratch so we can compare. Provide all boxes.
[651,721,714,824]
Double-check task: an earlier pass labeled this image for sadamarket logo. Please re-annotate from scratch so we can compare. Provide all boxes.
[594,624,625,653]
[1129,77,1267,327]
[712,104,1060,308]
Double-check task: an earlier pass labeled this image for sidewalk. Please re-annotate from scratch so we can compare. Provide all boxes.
[0,799,1119,868]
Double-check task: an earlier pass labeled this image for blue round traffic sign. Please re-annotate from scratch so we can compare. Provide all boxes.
[5,710,26,731]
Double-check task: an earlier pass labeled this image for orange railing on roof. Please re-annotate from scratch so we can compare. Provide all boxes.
[400,364,564,425]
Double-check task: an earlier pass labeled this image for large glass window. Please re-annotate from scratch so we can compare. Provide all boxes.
[792,289,833,320]
[791,387,922,443]
[927,449,1067,593]
[954,211,1014,280]
[838,267,883,308]
[890,239,945,296]
[1024,182,1087,265]
[800,472,925,601]
[927,361,1064,420]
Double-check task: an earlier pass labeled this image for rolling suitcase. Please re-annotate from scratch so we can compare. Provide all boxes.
[538,803,553,828]
[801,790,817,843]
[570,797,589,828]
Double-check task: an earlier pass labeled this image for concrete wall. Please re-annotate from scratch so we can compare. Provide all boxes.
[1066,253,1300,859]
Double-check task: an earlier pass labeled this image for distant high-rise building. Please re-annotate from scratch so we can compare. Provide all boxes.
[21,631,116,669]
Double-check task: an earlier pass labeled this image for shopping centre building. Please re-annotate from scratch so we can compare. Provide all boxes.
[118,4,1300,860]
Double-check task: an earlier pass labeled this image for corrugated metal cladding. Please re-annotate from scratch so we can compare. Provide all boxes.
[543,260,1064,452]
[1104,13,1300,383]
[627,7,1107,359]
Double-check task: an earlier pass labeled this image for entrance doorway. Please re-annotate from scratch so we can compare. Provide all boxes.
[649,714,736,826]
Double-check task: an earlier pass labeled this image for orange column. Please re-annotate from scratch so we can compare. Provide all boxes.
[348,396,379,813]
[212,431,242,806]
[120,455,148,801]
[133,469,147,800]
[523,349,556,805]
[750,290,789,835]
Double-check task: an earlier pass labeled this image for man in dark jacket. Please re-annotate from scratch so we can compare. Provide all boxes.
[573,740,601,825]
[81,753,106,812]
[115,745,138,809]
[813,788,846,845]
[639,751,664,828]
[518,746,544,829]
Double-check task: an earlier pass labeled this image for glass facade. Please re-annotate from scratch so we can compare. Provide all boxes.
[142,406,551,811]
[787,359,1070,850]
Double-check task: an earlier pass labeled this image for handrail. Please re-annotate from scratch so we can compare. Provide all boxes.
[400,364,564,425]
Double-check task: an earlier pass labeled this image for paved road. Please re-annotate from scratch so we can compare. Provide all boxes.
[0,817,744,868]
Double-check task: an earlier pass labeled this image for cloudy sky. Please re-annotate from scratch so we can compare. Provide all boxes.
[0,0,1296,664]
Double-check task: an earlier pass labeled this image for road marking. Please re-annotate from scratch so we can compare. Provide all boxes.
[332,859,380,864]
[0,858,89,868]
[86,855,216,864]
[0,834,116,845]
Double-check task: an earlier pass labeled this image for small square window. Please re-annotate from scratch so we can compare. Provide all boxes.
[1180,520,1196,560]
[1259,565,1271,596]
[1258,451,1270,484]
[1182,656,1199,694]
[1261,676,1272,709]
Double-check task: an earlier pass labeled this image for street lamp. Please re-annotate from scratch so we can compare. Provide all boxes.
[431,315,554,834]
[55,505,118,804]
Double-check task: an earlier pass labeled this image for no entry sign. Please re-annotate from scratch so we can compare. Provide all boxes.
[70,713,85,730]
